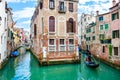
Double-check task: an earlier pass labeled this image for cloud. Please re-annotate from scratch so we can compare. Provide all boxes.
[21,20,31,25]
[13,7,35,21]
[6,0,37,3]
[78,0,113,16]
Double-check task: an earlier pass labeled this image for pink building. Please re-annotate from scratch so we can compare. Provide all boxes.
[109,0,120,62]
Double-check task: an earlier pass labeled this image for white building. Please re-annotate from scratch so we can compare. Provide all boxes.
[0,0,8,68]
[79,13,95,50]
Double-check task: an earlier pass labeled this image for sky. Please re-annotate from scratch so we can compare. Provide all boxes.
[6,0,115,32]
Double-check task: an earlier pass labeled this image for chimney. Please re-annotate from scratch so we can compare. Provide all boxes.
[112,0,116,6]
[119,0,120,2]
[96,11,99,16]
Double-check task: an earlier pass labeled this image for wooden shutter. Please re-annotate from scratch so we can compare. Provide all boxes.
[112,31,114,38]
[66,21,69,33]
[73,21,76,33]
[34,24,37,37]
[40,2,43,9]
[69,3,73,11]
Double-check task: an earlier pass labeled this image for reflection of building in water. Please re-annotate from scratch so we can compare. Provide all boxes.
[18,47,26,54]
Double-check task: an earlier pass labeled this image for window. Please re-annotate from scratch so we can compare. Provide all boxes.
[49,16,55,32]
[84,18,86,22]
[67,18,76,33]
[69,39,74,45]
[69,3,73,12]
[1,36,2,44]
[114,47,118,56]
[112,30,119,38]
[86,28,91,33]
[112,12,119,21]
[60,39,64,45]
[40,2,43,9]
[99,34,105,39]
[103,46,105,53]
[49,0,54,9]
[105,24,109,29]
[59,2,64,10]
[68,39,74,51]
[92,36,95,40]
[49,39,56,51]
[59,39,65,51]
[99,16,103,21]
[34,24,37,37]
[100,25,103,30]
[49,39,54,45]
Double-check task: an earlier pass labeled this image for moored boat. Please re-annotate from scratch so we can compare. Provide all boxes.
[10,50,19,58]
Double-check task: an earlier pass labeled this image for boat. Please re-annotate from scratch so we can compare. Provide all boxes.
[85,55,99,68]
[10,50,19,58]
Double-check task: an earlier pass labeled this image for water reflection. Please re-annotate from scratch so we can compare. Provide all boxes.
[0,49,120,80]
[12,52,31,80]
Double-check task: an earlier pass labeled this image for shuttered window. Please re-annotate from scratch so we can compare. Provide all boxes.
[69,3,73,12]
[103,46,105,53]
[99,16,103,21]
[34,24,37,37]
[67,18,76,33]
[114,47,118,56]
[112,12,119,21]
[40,2,43,9]
[105,24,109,29]
[99,34,105,39]
[112,30,119,38]
[100,25,103,30]
[49,16,55,32]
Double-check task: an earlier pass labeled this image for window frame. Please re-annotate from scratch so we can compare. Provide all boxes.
[49,16,55,32]
[69,3,73,12]
[49,0,55,9]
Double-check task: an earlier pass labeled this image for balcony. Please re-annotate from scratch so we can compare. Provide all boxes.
[68,45,75,51]
[100,39,111,44]
[58,6,66,13]
[59,45,66,51]
[48,45,56,52]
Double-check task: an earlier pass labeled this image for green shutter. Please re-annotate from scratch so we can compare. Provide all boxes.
[112,14,114,21]
[100,25,103,30]
[105,24,108,29]
[112,31,114,38]
[119,30,120,38]
[109,44,112,56]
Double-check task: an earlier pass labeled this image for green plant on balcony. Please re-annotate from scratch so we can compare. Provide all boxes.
[109,44,112,59]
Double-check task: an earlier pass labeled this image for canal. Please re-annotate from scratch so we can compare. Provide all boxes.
[0,50,120,80]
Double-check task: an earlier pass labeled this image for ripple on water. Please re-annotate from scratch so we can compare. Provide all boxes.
[12,53,31,80]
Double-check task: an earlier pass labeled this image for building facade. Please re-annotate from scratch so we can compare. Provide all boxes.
[79,13,95,50]
[0,0,9,68]
[80,0,120,67]
[109,0,120,62]
[30,0,79,62]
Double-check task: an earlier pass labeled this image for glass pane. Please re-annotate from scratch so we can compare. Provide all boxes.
[60,39,64,45]
[49,39,54,45]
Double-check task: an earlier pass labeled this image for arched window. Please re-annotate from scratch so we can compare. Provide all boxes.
[49,16,55,32]
[67,18,76,33]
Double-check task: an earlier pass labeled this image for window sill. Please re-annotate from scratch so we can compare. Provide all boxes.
[67,32,75,34]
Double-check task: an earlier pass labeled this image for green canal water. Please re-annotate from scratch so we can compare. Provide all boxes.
[0,51,120,80]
